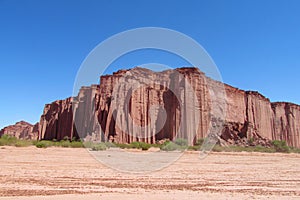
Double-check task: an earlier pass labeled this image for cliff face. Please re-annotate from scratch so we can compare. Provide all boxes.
[73,85,100,141]
[272,102,300,148]
[94,68,211,145]
[39,97,76,140]
[36,67,300,148]
[0,121,39,140]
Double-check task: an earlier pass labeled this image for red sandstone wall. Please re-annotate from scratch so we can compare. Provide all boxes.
[35,67,300,148]
[0,121,39,140]
[38,98,75,140]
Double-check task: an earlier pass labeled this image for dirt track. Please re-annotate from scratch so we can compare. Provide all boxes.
[0,146,299,199]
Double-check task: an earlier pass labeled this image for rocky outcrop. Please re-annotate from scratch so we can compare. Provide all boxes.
[91,67,213,145]
[0,121,39,140]
[38,97,76,141]
[36,67,300,148]
[73,85,100,140]
[272,102,300,148]
[219,89,300,148]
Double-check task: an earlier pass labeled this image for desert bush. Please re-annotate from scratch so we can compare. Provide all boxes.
[113,142,152,150]
[60,140,71,147]
[290,147,300,153]
[91,143,107,151]
[128,142,151,150]
[35,140,52,148]
[69,141,84,148]
[139,142,151,150]
[83,141,94,148]
[195,138,204,146]
[174,138,188,146]
[160,142,183,151]
[63,136,70,141]
[212,145,225,152]
[188,146,200,151]
[211,144,279,153]
[104,142,116,148]
[227,146,247,152]
[272,140,290,153]
[252,145,276,153]
[0,134,18,146]
[14,140,32,147]
[0,135,32,147]
[151,143,162,148]
[128,141,140,149]
[114,143,130,149]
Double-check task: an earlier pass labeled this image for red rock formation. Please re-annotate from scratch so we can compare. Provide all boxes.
[73,85,100,140]
[39,97,76,141]
[272,102,300,148]
[36,67,300,148]
[92,67,212,145]
[0,121,39,140]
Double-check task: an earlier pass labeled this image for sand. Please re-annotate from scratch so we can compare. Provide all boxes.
[0,146,299,199]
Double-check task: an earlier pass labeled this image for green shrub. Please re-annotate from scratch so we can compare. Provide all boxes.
[104,142,116,148]
[227,145,246,152]
[115,143,130,149]
[91,143,107,151]
[127,142,151,150]
[83,141,94,148]
[0,134,18,146]
[272,140,290,153]
[188,146,200,151]
[35,141,51,148]
[195,138,204,146]
[160,142,183,151]
[35,142,46,148]
[63,136,70,141]
[159,138,188,151]
[129,141,140,149]
[174,138,188,146]
[151,143,162,148]
[139,142,151,150]
[69,141,84,148]
[252,145,276,153]
[14,140,32,147]
[212,145,225,152]
[0,135,33,147]
[60,140,71,147]
[290,147,300,153]
[211,145,277,153]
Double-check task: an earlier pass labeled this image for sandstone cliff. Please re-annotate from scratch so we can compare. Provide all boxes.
[38,97,76,141]
[0,121,39,140]
[35,67,300,148]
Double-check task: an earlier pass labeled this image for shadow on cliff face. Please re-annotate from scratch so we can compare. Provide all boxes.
[155,89,180,141]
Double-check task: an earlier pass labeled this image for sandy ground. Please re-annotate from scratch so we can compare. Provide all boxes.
[0,146,299,200]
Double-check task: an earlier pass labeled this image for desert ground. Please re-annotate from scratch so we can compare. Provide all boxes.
[0,146,299,200]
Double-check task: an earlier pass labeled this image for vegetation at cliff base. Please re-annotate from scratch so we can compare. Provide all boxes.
[211,140,300,153]
[0,134,32,147]
[0,134,300,154]
[33,140,84,148]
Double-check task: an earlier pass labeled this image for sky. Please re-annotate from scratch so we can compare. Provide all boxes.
[0,0,300,129]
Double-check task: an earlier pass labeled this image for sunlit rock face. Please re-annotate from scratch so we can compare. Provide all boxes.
[36,67,300,148]
[0,121,39,140]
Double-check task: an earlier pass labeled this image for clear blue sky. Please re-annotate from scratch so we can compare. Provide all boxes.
[1,0,300,128]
